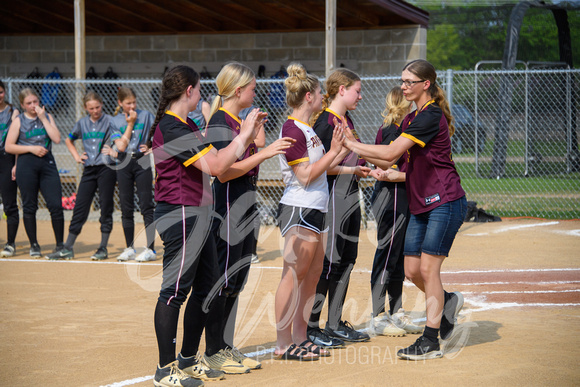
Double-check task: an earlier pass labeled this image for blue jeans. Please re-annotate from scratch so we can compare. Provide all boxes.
[404,196,467,257]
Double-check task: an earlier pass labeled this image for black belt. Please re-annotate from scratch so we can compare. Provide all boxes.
[130,152,144,160]
[247,175,258,186]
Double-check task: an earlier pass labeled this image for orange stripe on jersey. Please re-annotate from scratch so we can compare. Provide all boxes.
[165,110,188,124]
[288,116,310,127]
[401,132,426,148]
[219,108,242,125]
[288,157,309,166]
[183,144,214,167]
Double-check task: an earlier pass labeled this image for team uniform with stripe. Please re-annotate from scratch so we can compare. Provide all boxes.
[66,114,119,237]
[14,113,64,245]
[110,109,156,250]
[369,122,408,316]
[278,116,328,236]
[0,105,19,246]
[152,111,218,308]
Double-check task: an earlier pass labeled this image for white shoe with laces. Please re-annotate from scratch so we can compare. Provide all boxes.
[390,309,423,334]
[136,248,156,262]
[371,313,406,337]
[117,247,136,262]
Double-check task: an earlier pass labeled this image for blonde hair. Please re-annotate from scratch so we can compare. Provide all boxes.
[18,88,39,105]
[382,86,411,126]
[403,59,455,137]
[114,87,136,116]
[310,68,360,126]
[284,63,319,109]
[83,90,103,107]
[209,62,255,118]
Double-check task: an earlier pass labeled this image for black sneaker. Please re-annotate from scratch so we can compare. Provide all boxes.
[0,244,15,257]
[440,291,464,340]
[308,326,345,348]
[397,336,443,360]
[46,247,74,260]
[325,320,370,342]
[154,360,203,387]
[91,247,108,261]
[29,243,41,258]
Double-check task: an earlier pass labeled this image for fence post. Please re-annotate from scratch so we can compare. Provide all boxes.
[446,69,453,106]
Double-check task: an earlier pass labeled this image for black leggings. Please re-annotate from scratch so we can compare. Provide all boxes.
[116,156,155,249]
[0,151,19,244]
[15,152,64,245]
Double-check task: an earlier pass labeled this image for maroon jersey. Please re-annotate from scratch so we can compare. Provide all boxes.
[152,111,213,207]
[375,122,406,173]
[400,101,465,214]
[206,108,258,177]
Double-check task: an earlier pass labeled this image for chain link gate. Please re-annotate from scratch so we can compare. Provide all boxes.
[3,69,579,225]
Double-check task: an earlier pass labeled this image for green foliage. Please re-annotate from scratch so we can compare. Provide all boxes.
[414,3,580,70]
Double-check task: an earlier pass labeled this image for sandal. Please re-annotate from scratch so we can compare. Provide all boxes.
[299,340,331,357]
[275,344,319,361]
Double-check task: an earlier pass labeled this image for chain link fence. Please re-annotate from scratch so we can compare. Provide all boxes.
[3,68,579,224]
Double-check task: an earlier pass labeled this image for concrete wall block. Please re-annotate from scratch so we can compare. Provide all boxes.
[54,36,74,50]
[406,44,426,62]
[153,36,177,50]
[391,28,420,44]
[177,35,203,49]
[18,51,41,63]
[293,47,322,61]
[166,50,190,62]
[268,48,292,61]
[337,30,363,46]
[230,34,255,49]
[90,51,116,63]
[41,51,66,63]
[30,36,54,50]
[216,50,242,62]
[64,51,76,63]
[204,35,229,49]
[336,47,349,60]
[360,61,390,76]
[242,49,268,62]
[86,36,103,51]
[376,45,405,61]
[104,36,127,50]
[0,51,17,64]
[308,31,325,47]
[141,50,166,63]
[128,36,152,50]
[6,36,29,50]
[191,50,216,62]
[348,46,376,61]
[256,33,281,48]
[115,50,141,63]
[282,32,308,47]
[0,37,5,50]
[364,29,392,45]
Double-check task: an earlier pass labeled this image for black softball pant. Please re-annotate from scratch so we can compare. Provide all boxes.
[116,156,155,249]
[0,151,19,244]
[15,152,64,244]
[68,164,116,236]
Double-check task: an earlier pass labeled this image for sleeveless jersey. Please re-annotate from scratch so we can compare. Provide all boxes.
[279,117,328,211]
[0,105,15,151]
[110,109,155,154]
[69,114,120,166]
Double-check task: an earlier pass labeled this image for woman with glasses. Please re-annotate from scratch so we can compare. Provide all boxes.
[342,59,467,361]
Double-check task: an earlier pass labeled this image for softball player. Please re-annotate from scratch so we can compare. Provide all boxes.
[147,65,262,387]
[203,62,292,373]
[368,86,420,336]
[307,68,371,347]
[274,63,348,361]
[46,91,129,260]
[4,88,64,257]
[0,81,20,257]
[108,87,157,262]
[342,59,466,361]
[187,98,210,132]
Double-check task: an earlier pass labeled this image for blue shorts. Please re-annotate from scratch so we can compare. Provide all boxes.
[404,196,467,257]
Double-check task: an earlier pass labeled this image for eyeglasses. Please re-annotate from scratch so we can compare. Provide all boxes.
[400,79,425,88]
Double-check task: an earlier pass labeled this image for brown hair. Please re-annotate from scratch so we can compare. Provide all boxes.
[114,87,136,116]
[382,86,411,127]
[83,90,103,107]
[310,68,360,126]
[403,59,455,137]
[147,65,200,148]
[284,63,319,110]
[18,88,40,105]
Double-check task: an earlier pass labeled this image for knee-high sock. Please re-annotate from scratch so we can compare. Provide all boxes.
[22,214,37,245]
[181,293,210,358]
[204,294,226,356]
[223,295,239,349]
[308,277,329,328]
[154,300,180,367]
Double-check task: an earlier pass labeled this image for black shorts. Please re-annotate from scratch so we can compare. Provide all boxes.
[277,203,327,236]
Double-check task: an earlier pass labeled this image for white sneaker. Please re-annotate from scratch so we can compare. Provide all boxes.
[117,247,136,262]
[250,254,259,264]
[391,309,423,334]
[371,314,406,337]
[136,248,157,262]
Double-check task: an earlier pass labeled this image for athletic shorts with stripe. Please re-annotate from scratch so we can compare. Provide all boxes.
[277,203,327,237]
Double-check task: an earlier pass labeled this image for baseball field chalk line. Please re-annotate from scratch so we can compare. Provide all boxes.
[464,221,560,236]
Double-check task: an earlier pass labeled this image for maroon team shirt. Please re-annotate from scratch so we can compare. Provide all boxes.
[400,101,465,215]
[152,111,213,207]
[206,108,258,177]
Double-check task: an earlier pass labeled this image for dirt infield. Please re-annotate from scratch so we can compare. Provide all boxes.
[0,218,579,386]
